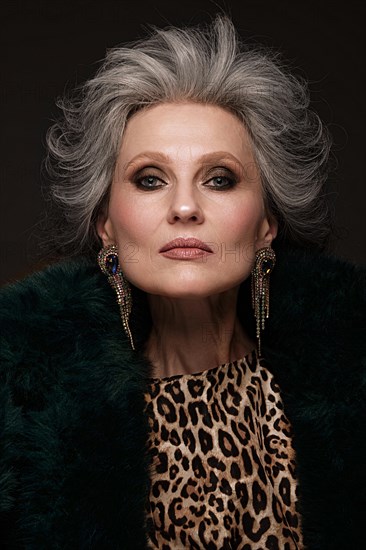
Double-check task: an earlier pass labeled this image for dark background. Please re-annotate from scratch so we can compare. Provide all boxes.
[1,0,365,285]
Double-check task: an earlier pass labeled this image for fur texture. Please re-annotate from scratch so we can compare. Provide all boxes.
[0,246,365,549]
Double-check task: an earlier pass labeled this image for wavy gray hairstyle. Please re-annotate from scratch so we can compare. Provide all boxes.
[45,15,332,256]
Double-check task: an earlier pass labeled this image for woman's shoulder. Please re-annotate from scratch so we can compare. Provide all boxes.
[270,244,366,332]
[265,243,366,399]
[1,259,100,352]
[1,255,119,326]
[0,259,151,542]
[0,253,147,378]
[274,244,366,295]
[0,258,124,405]
[1,257,103,322]
[264,246,366,550]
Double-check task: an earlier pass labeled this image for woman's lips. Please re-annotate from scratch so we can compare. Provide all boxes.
[159,237,214,260]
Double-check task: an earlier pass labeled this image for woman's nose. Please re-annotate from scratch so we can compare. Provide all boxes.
[166,185,204,224]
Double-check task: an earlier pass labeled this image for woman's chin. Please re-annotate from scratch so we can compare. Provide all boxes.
[135,279,242,300]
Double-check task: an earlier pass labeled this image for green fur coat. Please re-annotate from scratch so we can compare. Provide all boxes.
[0,246,365,549]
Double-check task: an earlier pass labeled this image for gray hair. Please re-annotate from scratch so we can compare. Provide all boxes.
[45,15,332,256]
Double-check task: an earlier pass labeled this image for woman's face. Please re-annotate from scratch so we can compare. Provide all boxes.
[98,102,277,298]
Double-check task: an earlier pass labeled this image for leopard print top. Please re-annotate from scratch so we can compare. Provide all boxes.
[144,351,303,549]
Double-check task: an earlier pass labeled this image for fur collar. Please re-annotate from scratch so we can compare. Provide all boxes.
[262,246,366,548]
[0,245,365,549]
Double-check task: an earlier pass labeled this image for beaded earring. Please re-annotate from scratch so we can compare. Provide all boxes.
[98,244,135,350]
[251,246,276,357]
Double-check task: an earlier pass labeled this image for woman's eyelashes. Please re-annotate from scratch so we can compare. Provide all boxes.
[135,174,165,190]
[203,173,237,190]
[203,166,239,190]
[132,167,167,190]
[131,166,239,191]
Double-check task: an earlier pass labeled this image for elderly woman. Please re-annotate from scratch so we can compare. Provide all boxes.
[0,16,364,550]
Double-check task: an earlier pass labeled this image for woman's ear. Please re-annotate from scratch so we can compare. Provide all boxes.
[256,213,278,249]
[96,211,115,247]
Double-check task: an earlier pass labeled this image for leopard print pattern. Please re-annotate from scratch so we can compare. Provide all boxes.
[144,351,303,549]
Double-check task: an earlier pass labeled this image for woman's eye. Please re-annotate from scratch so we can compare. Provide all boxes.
[205,175,236,190]
[135,175,165,190]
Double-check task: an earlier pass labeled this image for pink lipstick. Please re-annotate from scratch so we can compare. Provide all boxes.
[159,237,214,260]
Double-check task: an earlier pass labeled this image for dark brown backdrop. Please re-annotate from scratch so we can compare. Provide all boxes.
[1,0,365,285]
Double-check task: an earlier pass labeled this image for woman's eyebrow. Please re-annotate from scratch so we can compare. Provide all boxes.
[123,152,172,170]
[123,151,244,170]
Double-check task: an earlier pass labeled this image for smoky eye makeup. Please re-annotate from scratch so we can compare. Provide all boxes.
[130,166,167,190]
[121,155,246,190]
[201,165,240,189]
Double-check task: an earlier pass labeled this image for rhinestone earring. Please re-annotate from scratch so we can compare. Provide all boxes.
[98,244,135,350]
[251,246,276,357]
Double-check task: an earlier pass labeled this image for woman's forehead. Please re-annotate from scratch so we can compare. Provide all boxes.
[118,102,255,164]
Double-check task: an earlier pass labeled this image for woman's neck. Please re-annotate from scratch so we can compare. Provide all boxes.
[145,288,255,378]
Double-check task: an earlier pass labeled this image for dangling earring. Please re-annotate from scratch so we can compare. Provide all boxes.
[251,246,276,357]
[98,244,135,350]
